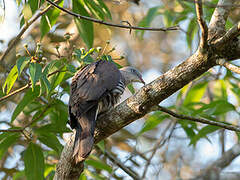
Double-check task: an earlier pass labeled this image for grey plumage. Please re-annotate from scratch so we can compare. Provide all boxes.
[69,60,144,163]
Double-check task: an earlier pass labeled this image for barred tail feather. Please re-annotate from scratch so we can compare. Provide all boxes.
[73,105,98,163]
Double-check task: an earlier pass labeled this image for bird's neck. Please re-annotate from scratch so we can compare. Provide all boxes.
[120,70,131,85]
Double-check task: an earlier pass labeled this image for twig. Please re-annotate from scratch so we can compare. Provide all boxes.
[96,146,140,180]
[23,105,50,129]
[216,59,240,74]
[46,0,179,32]
[0,129,22,133]
[195,0,208,49]
[181,0,240,8]
[213,22,240,47]
[0,0,61,63]
[0,104,50,134]
[0,84,30,103]
[155,105,240,132]
[193,143,240,180]
[142,121,173,179]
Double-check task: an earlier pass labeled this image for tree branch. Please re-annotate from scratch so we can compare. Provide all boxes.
[0,84,30,103]
[193,143,240,180]
[142,121,174,179]
[213,22,240,48]
[217,59,240,74]
[45,0,179,32]
[208,0,236,39]
[195,0,208,50]
[0,129,22,133]
[156,106,240,132]
[96,146,140,180]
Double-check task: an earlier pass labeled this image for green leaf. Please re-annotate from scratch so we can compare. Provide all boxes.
[184,82,207,106]
[79,173,87,180]
[16,56,30,78]
[24,143,45,180]
[28,0,44,14]
[127,84,135,94]
[22,4,32,22]
[66,64,77,73]
[190,125,220,146]
[213,79,227,100]
[0,133,20,159]
[23,101,42,115]
[13,170,25,180]
[101,55,122,68]
[50,66,66,91]
[73,0,94,48]
[179,120,196,140]
[137,6,160,37]
[84,0,105,20]
[197,100,235,116]
[40,0,63,38]
[0,88,3,98]
[95,0,112,19]
[42,75,51,94]
[39,78,46,96]
[138,112,168,135]
[86,158,112,173]
[3,65,18,94]
[37,132,63,155]
[163,9,175,27]
[230,82,240,104]
[36,123,71,134]
[82,53,94,64]
[97,140,105,152]
[44,164,55,179]
[186,17,197,50]
[11,86,40,122]
[29,63,42,90]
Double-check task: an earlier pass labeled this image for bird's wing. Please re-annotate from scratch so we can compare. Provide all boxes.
[69,60,121,122]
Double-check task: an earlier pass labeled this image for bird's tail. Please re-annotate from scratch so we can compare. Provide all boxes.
[73,105,98,163]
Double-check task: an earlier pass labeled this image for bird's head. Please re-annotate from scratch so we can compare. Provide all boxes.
[120,66,145,85]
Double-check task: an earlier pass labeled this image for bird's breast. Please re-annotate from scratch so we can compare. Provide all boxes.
[98,80,125,114]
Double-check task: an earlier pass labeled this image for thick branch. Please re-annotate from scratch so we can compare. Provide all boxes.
[208,0,236,39]
[193,143,240,180]
[46,0,179,32]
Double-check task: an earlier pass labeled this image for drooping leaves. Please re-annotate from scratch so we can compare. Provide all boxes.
[0,133,20,159]
[11,86,40,122]
[24,143,45,180]
[73,0,94,48]
[16,56,30,78]
[29,62,42,90]
[3,65,18,94]
[40,0,63,38]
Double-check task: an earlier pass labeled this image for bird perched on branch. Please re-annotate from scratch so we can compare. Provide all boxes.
[69,60,145,163]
